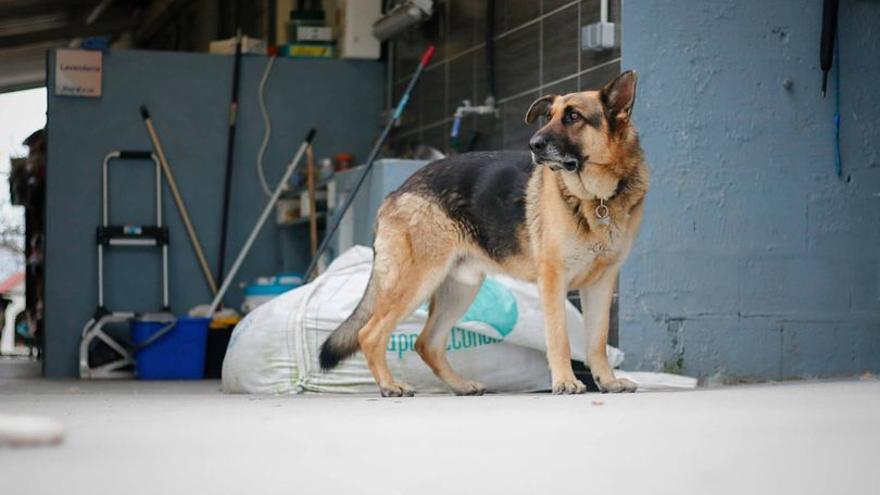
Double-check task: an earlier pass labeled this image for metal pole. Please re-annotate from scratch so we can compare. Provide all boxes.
[303,44,436,280]
[207,129,317,316]
[217,27,244,284]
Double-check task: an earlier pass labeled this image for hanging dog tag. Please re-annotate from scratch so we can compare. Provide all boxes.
[595,200,610,226]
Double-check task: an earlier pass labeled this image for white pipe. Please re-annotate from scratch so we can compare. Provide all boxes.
[600,0,608,23]
[207,135,314,316]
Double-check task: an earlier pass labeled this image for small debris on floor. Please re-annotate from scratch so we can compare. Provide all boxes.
[592,400,604,406]
[0,415,64,447]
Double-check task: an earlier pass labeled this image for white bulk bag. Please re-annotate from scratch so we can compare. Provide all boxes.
[222,246,628,395]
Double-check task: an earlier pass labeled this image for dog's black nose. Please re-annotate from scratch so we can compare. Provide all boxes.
[529,134,548,152]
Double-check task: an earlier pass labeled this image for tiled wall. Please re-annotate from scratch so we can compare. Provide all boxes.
[389,0,622,154]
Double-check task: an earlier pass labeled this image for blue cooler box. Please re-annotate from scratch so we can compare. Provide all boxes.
[131,316,210,379]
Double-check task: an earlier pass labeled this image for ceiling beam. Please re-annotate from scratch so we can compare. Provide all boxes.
[0,0,96,19]
[0,42,56,94]
[0,18,135,49]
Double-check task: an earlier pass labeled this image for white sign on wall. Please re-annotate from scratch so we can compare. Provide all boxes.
[55,49,103,98]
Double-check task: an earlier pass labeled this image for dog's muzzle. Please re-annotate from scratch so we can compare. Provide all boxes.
[548,159,579,172]
[532,154,579,172]
[530,134,580,172]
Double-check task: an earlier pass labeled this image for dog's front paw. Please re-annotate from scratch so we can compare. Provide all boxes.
[451,380,487,396]
[552,377,587,395]
[596,377,638,393]
[379,381,415,397]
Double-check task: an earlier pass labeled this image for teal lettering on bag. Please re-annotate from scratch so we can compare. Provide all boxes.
[386,328,503,359]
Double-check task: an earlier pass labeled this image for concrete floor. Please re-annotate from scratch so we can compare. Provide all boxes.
[1,377,878,495]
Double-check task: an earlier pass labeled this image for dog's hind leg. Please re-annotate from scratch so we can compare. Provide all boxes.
[358,310,416,397]
[415,275,486,396]
[358,249,450,397]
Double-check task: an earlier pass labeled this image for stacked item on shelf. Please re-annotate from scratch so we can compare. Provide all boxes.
[281,0,335,58]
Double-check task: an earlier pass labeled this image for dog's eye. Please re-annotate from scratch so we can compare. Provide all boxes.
[566,111,580,122]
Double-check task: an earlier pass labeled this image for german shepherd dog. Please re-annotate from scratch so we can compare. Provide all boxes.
[320,71,649,396]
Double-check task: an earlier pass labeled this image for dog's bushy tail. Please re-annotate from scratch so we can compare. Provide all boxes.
[318,273,378,370]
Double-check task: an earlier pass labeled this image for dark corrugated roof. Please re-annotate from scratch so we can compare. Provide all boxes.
[0,0,143,93]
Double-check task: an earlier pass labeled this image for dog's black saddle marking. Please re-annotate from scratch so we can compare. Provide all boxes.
[397,151,535,260]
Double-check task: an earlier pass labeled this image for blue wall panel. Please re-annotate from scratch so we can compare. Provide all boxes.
[620,0,880,379]
[45,49,383,377]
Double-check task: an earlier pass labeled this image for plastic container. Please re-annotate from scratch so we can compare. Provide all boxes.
[242,273,302,313]
[131,316,210,379]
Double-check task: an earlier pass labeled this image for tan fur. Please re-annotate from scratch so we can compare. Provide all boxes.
[353,73,648,396]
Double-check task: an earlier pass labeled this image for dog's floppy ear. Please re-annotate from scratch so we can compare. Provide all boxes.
[600,70,638,124]
[524,94,558,124]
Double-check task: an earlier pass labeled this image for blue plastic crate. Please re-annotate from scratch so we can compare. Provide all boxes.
[131,316,210,379]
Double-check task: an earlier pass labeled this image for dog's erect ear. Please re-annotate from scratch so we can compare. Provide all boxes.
[524,94,558,124]
[600,70,638,123]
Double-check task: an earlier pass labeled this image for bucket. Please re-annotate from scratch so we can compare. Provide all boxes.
[131,316,210,379]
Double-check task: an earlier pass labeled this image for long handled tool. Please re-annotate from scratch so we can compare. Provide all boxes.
[306,145,318,257]
[303,44,436,281]
[207,129,317,316]
[217,28,244,286]
[140,105,219,295]
[819,0,839,98]
[819,0,842,178]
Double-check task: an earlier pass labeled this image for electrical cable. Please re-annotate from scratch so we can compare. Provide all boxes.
[256,55,277,197]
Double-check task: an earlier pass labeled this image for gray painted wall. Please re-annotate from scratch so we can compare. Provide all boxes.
[45,49,383,377]
[620,0,880,380]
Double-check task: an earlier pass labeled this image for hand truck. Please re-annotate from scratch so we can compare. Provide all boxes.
[79,150,171,379]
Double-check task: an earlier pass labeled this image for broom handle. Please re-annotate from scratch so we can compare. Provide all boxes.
[303,45,436,280]
[307,145,318,257]
[208,129,317,316]
[217,28,244,283]
[141,106,219,296]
